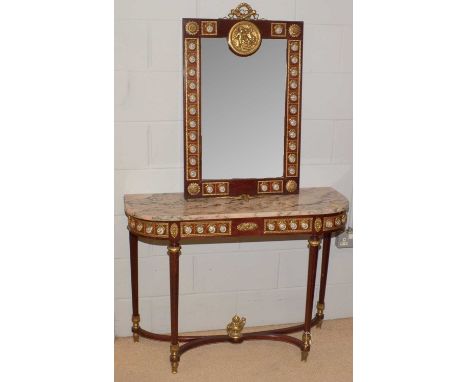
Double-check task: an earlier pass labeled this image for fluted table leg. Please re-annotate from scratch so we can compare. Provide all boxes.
[129,232,140,342]
[301,236,321,361]
[168,242,181,373]
[316,232,331,328]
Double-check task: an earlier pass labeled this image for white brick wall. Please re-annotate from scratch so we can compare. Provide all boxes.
[115,0,353,336]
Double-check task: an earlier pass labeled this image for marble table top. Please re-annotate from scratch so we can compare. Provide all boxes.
[124,187,349,222]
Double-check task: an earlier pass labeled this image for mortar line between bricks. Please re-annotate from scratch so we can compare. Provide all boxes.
[119,282,352,299]
[117,245,333,256]
[116,69,181,73]
[192,255,195,291]
[179,247,308,256]
[147,21,152,68]
[116,18,352,27]
[331,120,338,161]
[115,166,182,171]
[117,119,183,122]
[302,70,353,74]
[276,281,352,290]
[115,18,197,22]
[115,119,182,123]
[115,163,351,172]
[115,165,182,171]
[115,163,353,171]
[339,25,345,73]
[116,69,352,74]
[146,124,151,167]
[303,22,353,27]
[302,118,353,121]
[275,253,281,289]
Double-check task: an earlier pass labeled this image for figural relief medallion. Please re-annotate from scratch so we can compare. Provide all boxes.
[228,21,262,57]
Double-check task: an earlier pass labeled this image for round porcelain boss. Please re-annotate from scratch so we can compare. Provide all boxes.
[219,225,227,233]
[218,185,226,193]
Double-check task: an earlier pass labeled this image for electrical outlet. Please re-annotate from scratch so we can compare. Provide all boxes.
[335,227,353,248]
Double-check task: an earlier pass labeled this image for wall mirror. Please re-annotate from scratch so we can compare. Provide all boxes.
[183,3,304,199]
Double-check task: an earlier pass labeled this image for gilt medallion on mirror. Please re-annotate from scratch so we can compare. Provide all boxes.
[183,3,303,199]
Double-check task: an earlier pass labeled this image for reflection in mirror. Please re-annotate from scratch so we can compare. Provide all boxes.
[201,38,287,179]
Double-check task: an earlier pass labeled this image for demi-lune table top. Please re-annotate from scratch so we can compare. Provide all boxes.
[124,187,348,222]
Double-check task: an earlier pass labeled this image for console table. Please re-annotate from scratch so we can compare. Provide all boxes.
[124,187,348,373]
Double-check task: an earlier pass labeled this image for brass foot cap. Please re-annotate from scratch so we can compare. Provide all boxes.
[301,350,309,362]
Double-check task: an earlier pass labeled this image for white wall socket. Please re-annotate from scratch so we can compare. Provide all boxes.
[335,227,353,248]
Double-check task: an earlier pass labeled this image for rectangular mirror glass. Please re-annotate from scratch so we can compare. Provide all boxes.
[201,38,286,179]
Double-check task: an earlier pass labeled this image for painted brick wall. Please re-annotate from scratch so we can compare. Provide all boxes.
[115,0,352,336]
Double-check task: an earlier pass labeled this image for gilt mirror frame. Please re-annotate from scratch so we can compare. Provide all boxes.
[183,3,304,199]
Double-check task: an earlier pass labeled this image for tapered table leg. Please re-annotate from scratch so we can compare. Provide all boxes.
[129,232,140,342]
[168,242,181,374]
[302,236,321,361]
[316,232,331,328]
